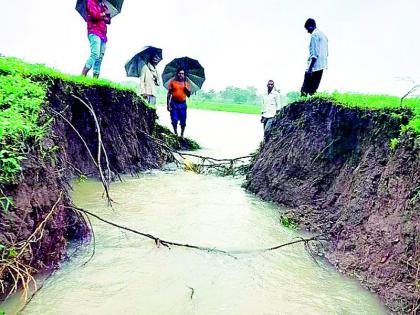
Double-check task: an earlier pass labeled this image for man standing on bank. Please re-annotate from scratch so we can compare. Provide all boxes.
[81,0,110,78]
[261,80,281,138]
[167,68,191,137]
[300,18,328,96]
[139,54,161,106]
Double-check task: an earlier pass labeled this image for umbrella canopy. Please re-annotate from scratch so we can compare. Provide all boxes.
[76,0,124,21]
[125,46,163,78]
[162,57,205,94]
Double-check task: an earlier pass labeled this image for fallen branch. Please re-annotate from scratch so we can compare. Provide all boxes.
[69,206,326,258]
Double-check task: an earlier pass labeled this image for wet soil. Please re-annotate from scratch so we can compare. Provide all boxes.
[246,100,420,314]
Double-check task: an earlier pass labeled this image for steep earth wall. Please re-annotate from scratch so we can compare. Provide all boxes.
[0,79,173,300]
[246,100,419,314]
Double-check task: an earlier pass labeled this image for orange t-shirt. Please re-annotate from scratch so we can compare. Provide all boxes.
[169,80,190,102]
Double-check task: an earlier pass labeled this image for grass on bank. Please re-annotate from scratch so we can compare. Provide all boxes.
[186,93,419,134]
[0,75,47,183]
[0,56,135,92]
[315,92,420,133]
[0,56,140,184]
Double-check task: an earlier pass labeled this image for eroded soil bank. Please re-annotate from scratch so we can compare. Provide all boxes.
[246,100,419,314]
[0,79,181,300]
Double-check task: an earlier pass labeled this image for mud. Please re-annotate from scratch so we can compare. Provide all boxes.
[246,100,420,314]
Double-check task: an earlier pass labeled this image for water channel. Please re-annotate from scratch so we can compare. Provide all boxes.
[5,109,387,314]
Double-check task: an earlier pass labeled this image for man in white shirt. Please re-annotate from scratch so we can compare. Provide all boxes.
[300,18,328,96]
[261,80,282,137]
[139,54,161,106]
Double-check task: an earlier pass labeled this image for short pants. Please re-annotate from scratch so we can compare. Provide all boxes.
[170,100,187,127]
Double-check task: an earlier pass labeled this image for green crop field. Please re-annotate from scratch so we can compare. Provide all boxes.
[316,92,420,133]
[187,101,260,114]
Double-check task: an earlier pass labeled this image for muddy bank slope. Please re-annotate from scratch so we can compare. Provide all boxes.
[246,100,419,314]
[0,78,176,300]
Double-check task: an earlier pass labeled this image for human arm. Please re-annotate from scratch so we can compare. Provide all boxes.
[184,81,191,97]
[139,65,147,96]
[167,82,172,111]
[104,4,111,24]
[261,97,266,122]
[307,34,319,74]
[156,71,161,86]
[87,0,105,20]
[307,58,317,74]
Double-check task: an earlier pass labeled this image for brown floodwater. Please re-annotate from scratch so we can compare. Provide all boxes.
[3,109,387,315]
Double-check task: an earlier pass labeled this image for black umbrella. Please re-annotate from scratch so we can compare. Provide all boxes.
[162,57,205,93]
[76,0,124,21]
[125,46,163,78]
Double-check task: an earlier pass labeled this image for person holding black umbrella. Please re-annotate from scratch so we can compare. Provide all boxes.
[139,54,161,106]
[167,68,191,138]
[81,0,111,78]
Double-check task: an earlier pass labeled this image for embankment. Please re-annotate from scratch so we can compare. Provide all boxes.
[0,70,184,300]
[246,100,419,314]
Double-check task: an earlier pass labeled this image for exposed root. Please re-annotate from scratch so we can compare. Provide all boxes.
[70,94,113,206]
[0,193,63,301]
[50,100,114,207]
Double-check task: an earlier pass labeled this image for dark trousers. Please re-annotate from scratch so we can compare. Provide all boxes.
[300,70,323,96]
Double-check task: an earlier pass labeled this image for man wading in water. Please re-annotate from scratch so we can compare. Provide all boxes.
[167,68,191,137]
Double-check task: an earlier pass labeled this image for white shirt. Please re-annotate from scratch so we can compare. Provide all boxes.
[262,89,282,118]
[139,63,161,96]
[307,28,328,72]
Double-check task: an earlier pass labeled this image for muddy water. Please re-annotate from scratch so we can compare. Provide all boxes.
[16,109,386,314]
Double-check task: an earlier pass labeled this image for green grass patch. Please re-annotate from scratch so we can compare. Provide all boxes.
[0,56,145,183]
[313,92,420,134]
[187,100,260,114]
[0,56,135,92]
[280,216,297,229]
[0,75,48,183]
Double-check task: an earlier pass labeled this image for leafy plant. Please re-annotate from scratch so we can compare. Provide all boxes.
[7,247,17,258]
[0,195,13,212]
[389,138,400,151]
[77,174,88,183]
[280,216,297,229]
[0,74,47,183]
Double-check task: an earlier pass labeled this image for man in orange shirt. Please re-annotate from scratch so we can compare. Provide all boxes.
[167,68,191,137]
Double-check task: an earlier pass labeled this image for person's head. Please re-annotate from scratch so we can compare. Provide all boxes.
[304,18,316,34]
[151,54,161,66]
[267,80,275,93]
[176,68,185,81]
